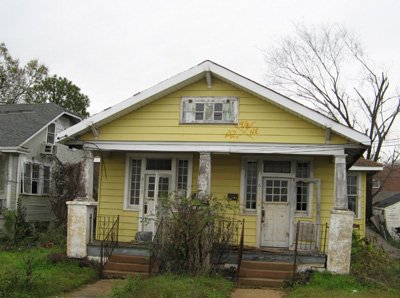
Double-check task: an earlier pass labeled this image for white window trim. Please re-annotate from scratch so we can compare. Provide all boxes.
[20,158,51,196]
[124,153,193,211]
[240,155,314,217]
[180,96,239,124]
[347,172,362,219]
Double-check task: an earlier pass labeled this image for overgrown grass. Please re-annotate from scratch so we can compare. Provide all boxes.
[0,247,98,298]
[107,273,234,298]
[287,270,400,297]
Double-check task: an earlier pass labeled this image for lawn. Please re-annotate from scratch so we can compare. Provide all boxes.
[0,247,98,298]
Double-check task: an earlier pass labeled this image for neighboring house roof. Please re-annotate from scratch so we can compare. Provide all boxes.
[58,60,371,148]
[375,193,400,208]
[0,103,81,149]
[349,157,384,172]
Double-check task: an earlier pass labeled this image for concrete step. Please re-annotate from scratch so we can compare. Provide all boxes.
[104,262,151,272]
[237,277,285,287]
[239,268,290,279]
[109,254,149,264]
[240,260,293,271]
[103,270,150,279]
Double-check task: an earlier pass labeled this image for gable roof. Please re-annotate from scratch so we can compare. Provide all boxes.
[0,103,81,148]
[58,60,370,147]
[375,193,400,208]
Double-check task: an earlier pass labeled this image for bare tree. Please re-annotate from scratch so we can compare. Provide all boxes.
[263,22,400,163]
[263,22,400,219]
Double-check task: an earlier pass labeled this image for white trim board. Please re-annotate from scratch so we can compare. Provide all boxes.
[82,141,349,156]
[58,61,371,147]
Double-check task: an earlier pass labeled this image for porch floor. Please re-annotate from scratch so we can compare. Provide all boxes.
[87,241,326,265]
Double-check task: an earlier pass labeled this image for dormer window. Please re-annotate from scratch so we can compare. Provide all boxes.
[47,123,56,144]
[180,97,238,124]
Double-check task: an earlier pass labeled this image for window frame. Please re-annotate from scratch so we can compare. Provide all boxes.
[347,172,362,219]
[47,123,56,144]
[124,153,193,211]
[21,160,51,196]
[180,96,239,124]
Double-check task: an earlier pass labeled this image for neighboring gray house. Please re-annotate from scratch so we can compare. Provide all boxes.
[0,104,82,228]
[373,193,400,240]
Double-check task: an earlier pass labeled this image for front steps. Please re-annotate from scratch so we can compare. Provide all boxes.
[238,260,292,287]
[103,254,158,278]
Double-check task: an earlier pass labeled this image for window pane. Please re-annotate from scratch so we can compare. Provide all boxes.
[263,160,291,173]
[265,179,288,203]
[296,162,310,178]
[177,160,189,195]
[158,177,169,197]
[129,159,141,205]
[146,159,172,170]
[296,182,308,211]
[245,161,258,209]
[47,123,56,144]
[43,166,50,195]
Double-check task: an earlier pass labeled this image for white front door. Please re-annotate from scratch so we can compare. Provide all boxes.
[142,174,171,233]
[261,178,291,247]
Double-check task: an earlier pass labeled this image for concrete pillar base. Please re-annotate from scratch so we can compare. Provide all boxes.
[327,209,354,274]
[67,200,98,258]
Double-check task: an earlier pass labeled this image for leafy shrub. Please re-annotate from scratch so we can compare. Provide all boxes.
[148,193,238,275]
[351,231,400,290]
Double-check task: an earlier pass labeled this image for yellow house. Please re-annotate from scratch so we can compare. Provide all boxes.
[60,61,374,251]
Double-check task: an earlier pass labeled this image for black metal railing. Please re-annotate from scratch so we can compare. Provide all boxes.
[293,221,329,280]
[100,215,120,269]
[96,215,120,241]
[235,219,245,286]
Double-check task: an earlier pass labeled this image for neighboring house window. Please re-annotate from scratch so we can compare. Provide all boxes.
[22,162,51,195]
[180,97,238,124]
[347,174,360,218]
[47,123,56,144]
[0,156,6,194]
[372,177,380,188]
[125,154,193,210]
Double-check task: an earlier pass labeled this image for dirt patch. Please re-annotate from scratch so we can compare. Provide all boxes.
[231,288,286,298]
[56,279,122,298]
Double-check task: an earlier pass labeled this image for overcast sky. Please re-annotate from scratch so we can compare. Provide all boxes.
[1,0,399,118]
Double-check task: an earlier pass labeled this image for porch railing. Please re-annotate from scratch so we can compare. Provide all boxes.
[100,215,120,269]
[96,215,120,241]
[293,221,329,280]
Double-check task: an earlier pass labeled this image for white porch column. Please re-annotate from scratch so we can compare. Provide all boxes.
[327,154,354,274]
[334,154,347,209]
[197,152,211,198]
[81,150,94,201]
[67,200,98,258]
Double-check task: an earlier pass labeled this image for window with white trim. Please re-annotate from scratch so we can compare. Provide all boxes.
[47,123,56,144]
[125,154,193,210]
[0,155,6,194]
[21,162,51,195]
[241,157,314,216]
[180,97,238,124]
[296,162,310,212]
[347,174,360,218]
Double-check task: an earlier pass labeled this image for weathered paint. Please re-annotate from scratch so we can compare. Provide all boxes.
[197,152,211,197]
[67,200,97,258]
[334,155,348,209]
[327,209,354,274]
[80,79,348,145]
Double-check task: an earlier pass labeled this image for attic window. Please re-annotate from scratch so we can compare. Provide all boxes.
[180,97,238,124]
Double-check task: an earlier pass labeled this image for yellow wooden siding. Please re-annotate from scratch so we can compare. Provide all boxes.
[81,78,348,145]
[97,152,139,241]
